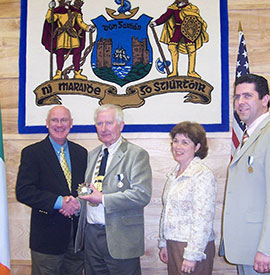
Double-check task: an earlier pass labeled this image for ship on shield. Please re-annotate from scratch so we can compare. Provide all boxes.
[91,1,153,87]
[113,47,130,66]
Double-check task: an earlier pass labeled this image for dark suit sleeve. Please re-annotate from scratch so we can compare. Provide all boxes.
[16,144,60,212]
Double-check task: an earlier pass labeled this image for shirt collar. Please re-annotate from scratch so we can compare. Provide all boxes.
[246,112,270,136]
[49,136,68,154]
[168,157,201,179]
[102,136,122,155]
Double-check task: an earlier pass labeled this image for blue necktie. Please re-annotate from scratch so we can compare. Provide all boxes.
[98,148,109,176]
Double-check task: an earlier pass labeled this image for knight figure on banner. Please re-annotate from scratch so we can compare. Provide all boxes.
[150,0,208,78]
[34,0,214,109]
[42,0,95,80]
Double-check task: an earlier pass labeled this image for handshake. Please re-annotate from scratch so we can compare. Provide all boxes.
[58,182,103,217]
[59,196,80,217]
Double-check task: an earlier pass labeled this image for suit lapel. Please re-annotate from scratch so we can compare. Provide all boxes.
[231,116,270,166]
[85,140,127,184]
[105,140,127,177]
[68,141,79,190]
[41,136,70,192]
[85,146,102,183]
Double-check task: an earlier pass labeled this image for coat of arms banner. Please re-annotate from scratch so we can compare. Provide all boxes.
[19,0,229,133]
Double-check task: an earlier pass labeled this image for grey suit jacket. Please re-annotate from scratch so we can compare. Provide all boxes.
[223,116,270,265]
[75,138,152,259]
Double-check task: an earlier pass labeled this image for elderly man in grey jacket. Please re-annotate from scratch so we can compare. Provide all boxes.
[75,104,152,275]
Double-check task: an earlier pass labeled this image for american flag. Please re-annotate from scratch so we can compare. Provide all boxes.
[231,22,249,155]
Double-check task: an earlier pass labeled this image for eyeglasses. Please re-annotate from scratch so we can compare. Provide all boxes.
[49,118,70,124]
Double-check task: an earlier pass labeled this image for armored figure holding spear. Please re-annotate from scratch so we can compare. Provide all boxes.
[150,0,208,78]
[42,0,94,80]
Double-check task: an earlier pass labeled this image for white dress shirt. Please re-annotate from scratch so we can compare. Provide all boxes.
[86,137,122,225]
[246,112,270,137]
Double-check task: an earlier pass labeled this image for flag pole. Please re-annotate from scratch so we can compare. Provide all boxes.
[238,21,243,32]
[231,22,249,156]
[0,105,10,275]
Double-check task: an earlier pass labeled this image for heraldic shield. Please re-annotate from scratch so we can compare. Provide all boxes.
[91,14,153,87]
[181,15,202,43]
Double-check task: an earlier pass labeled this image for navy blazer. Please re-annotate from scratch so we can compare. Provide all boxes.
[16,135,87,255]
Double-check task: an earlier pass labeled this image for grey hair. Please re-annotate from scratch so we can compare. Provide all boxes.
[94,104,124,124]
[46,106,72,121]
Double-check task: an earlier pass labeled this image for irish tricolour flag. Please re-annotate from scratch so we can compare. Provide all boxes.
[0,106,10,274]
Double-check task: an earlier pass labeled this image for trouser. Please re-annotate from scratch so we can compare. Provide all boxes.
[167,240,215,275]
[56,48,81,71]
[84,223,141,275]
[31,225,84,275]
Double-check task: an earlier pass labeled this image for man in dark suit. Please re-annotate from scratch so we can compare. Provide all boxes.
[16,106,87,275]
[75,104,152,275]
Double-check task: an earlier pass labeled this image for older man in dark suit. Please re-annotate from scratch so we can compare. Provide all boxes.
[16,106,87,275]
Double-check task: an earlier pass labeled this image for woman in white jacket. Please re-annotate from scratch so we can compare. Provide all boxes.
[158,121,217,275]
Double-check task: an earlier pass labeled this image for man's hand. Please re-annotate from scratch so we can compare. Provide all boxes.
[254,251,270,273]
[88,25,96,32]
[48,0,56,8]
[79,183,102,205]
[159,247,168,264]
[59,196,80,217]
[181,259,197,274]
[150,21,157,28]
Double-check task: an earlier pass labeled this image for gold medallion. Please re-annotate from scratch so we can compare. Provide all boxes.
[94,175,104,192]
[248,166,253,173]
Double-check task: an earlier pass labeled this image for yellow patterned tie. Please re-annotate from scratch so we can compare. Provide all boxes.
[60,147,72,191]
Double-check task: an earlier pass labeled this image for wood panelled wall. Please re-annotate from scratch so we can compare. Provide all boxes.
[1,0,270,274]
